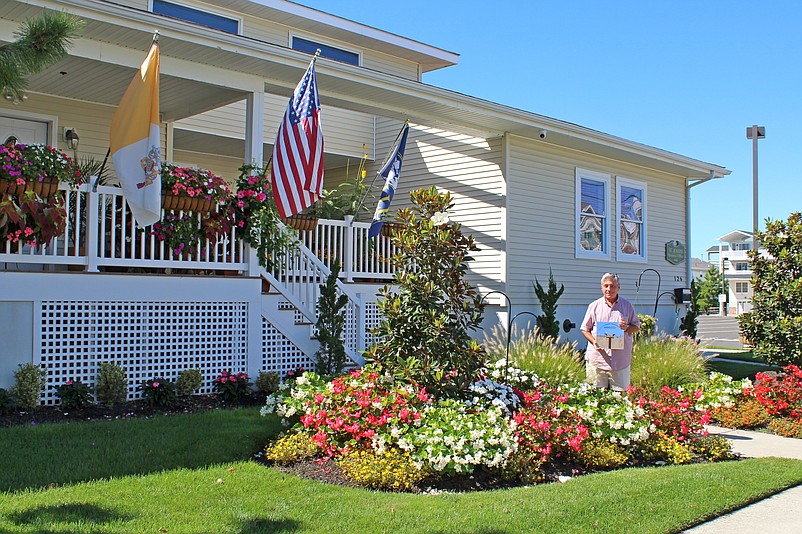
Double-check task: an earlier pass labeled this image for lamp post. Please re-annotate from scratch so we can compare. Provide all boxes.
[746,125,765,245]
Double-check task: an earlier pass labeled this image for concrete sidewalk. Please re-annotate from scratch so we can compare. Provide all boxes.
[683,426,802,533]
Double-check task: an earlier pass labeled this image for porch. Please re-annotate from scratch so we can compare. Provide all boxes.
[0,183,400,402]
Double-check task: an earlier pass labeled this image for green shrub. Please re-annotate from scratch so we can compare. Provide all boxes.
[364,187,486,398]
[630,335,707,395]
[738,213,802,366]
[256,371,280,395]
[176,369,203,396]
[533,268,564,340]
[492,448,545,485]
[264,432,320,465]
[0,388,14,416]
[336,447,429,491]
[213,370,251,404]
[139,377,177,407]
[95,362,128,405]
[11,363,46,410]
[485,325,585,386]
[573,437,629,470]
[315,261,348,376]
[54,379,93,410]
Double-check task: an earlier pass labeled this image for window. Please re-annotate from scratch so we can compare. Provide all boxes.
[576,168,610,259]
[735,282,749,293]
[152,0,239,34]
[616,177,647,261]
[292,36,360,66]
[735,262,749,271]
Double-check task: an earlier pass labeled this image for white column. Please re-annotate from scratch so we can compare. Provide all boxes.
[245,91,265,166]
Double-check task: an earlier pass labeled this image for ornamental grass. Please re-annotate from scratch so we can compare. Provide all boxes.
[630,335,708,395]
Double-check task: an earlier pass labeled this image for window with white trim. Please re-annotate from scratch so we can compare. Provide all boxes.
[735,282,749,293]
[735,262,749,271]
[616,177,647,261]
[576,168,610,259]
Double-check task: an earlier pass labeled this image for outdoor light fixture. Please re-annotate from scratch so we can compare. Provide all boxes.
[64,128,79,150]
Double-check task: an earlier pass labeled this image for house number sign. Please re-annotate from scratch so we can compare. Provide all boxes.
[665,240,685,265]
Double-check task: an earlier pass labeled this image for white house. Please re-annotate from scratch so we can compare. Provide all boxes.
[0,0,731,401]
[713,230,760,316]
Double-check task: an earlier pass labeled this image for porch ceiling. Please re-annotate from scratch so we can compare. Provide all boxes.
[4,0,730,180]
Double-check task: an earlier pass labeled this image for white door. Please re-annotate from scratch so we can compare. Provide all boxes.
[0,115,49,145]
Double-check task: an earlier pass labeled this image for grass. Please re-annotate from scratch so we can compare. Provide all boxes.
[707,359,779,381]
[3,407,802,533]
[705,350,764,363]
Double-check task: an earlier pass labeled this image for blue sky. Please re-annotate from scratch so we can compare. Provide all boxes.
[299,1,800,259]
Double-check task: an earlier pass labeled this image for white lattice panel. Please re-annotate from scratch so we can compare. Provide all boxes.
[39,301,248,405]
[261,317,313,380]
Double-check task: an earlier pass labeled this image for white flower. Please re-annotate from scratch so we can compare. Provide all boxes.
[431,211,450,225]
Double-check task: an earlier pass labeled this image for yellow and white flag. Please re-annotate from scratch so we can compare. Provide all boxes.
[110,37,161,227]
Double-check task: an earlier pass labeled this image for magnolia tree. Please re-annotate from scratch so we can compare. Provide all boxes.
[739,213,802,366]
[364,186,486,398]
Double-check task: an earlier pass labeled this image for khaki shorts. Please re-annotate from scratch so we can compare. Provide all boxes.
[586,363,630,391]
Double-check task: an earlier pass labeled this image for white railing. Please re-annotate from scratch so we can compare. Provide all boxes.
[1,184,400,280]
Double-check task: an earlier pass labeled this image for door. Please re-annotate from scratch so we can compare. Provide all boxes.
[0,115,49,145]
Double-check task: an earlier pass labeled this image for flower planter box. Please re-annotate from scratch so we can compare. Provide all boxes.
[0,176,60,199]
[162,195,217,214]
[284,214,319,232]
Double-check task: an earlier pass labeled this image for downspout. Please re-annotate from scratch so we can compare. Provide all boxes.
[686,171,719,285]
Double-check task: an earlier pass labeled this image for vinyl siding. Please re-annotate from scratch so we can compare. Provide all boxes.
[172,150,243,185]
[174,95,374,159]
[506,134,688,314]
[367,118,505,294]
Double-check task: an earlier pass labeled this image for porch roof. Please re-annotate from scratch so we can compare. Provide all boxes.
[3,0,730,179]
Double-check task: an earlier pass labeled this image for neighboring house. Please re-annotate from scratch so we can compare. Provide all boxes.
[690,257,712,281]
[714,230,761,316]
[0,0,731,400]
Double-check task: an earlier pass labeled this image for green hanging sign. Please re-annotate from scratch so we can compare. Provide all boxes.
[665,240,685,265]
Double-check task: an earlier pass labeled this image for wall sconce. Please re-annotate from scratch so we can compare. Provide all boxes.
[64,128,80,150]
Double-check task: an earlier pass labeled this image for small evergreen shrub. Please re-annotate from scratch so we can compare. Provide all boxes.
[256,371,280,395]
[265,433,320,465]
[314,260,348,376]
[139,377,177,407]
[533,268,564,340]
[0,388,14,416]
[630,335,707,394]
[54,379,93,410]
[95,362,128,405]
[336,447,428,492]
[176,369,203,396]
[485,325,584,386]
[11,363,46,410]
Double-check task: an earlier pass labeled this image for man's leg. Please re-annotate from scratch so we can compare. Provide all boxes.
[586,362,611,388]
[608,366,631,392]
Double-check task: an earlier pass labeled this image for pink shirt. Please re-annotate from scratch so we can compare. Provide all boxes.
[580,296,640,371]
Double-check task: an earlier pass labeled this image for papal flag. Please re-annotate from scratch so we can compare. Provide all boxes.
[368,123,410,238]
[110,35,162,227]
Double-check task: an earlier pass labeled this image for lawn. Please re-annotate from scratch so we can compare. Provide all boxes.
[706,358,780,381]
[2,408,802,533]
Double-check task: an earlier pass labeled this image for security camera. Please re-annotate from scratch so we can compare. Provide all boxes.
[539,130,547,139]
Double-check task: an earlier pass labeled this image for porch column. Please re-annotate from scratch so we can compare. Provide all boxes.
[245,91,265,165]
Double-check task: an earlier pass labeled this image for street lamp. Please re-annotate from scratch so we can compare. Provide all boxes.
[746,125,765,245]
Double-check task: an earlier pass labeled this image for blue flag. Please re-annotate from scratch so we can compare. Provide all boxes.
[368,124,410,238]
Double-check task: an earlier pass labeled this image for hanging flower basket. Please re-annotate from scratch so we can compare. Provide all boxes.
[0,143,82,200]
[284,213,319,232]
[161,194,217,214]
[160,164,231,214]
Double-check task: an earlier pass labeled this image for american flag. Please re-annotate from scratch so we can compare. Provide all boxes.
[271,56,324,219]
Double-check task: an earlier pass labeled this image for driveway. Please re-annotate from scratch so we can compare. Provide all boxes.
[696,315,744,349]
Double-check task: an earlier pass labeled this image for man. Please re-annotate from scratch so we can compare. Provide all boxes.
[580,273,640,391]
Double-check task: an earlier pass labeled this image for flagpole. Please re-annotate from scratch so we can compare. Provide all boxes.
[354,120,409,223]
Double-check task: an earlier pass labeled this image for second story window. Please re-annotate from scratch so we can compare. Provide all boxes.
[152,0,239,34]
[735,262,749,271]
[292,36,360,66]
